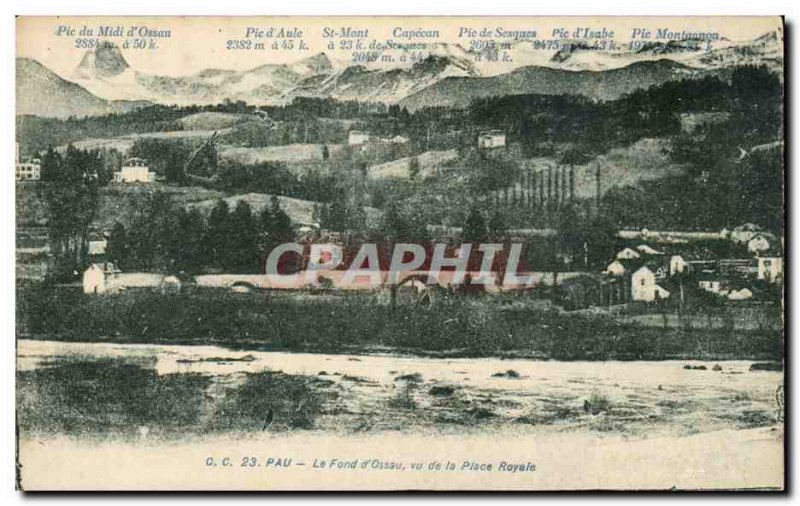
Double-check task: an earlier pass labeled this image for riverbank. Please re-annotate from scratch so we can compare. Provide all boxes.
[17,339,784,490]
[18,339,784,439]
[17,287,784,361]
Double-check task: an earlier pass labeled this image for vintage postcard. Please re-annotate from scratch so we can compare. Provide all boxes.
[15,16,784,491]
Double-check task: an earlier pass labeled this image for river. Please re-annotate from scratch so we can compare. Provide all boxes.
[16,339,784,490]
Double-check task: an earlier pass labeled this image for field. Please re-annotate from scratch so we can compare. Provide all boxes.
[517,138,683,201]
[17,183,226,229]
[217,143,343,165]
[57,129,232,153]
[367,149,458,180]
[177,112,249,130]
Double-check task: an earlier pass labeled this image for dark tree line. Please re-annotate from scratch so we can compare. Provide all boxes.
[128,138,218,183]
[107,196,294,274]
[39,146,102,281]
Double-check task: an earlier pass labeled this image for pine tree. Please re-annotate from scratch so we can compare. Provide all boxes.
[172,208,205,273]
[228,200,258,272]
[382,202,411,241]
[488,208,507,242]
[205,199,230,269]
[40,147,61,182]
[266,195,294,244]
[44,145,100,280]
[463,206,487,243]
[408,156,421,180]
[106,221,129,268]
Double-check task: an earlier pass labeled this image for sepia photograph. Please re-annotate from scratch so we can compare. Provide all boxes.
[13,14,785,491]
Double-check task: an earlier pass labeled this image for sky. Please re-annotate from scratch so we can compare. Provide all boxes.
[17,16,783,78]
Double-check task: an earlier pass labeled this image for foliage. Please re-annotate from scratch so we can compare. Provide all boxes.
[40,145,101,281]
[106,194,295,274]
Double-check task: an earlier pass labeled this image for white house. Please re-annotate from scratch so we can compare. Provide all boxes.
[16,158,41,181]
[15,142,41,181]
[631,266,670,302]
[348,131,371,146]
[757,256,783,284]
[88,239,107,257]
[746,233,772,254]
[731,223,763,244]
[83,262,121,294]
[615,247,641,260]
[114,158,155,183]
[382,135,409,144]
[697,272,723,293]
[727,288,753,301]
[669,255,688,276]
[478,130,506,149]
[635,244,662,255]
[605,260,627,276]
[83,263,169,294]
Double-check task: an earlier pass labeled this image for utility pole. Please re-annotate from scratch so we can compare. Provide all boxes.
[569,164,575,201]
[594,161,601,211]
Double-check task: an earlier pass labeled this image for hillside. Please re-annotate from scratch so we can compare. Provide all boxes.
[285,55,479,104]
[177,112,250,130]
[367,150,458,180]
[399,60,704,111]
[187,192,382,227]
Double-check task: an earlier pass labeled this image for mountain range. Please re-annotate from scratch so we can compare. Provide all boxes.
[16,32,782,118]
[16,58,148,118]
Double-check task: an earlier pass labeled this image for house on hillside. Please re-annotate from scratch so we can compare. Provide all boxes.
[615,247,641,260]
[604,260,628,277]
[757,256,783,284]
[603,257,670,303]
[114,158,155,183]
[88,237,108,263]
[697,271,724,293]
[16,158,41,181]
[478,130,506,149]
[606,254,668,279]
[631,266,671,302]
[668,252,717,276]
[727,287,754,301]
[746,232,776,254]
[730,223,764,244]
[669,254,689,276]
[635,244,662,255]
[663,240,736,276]
[83,262,176,294]
[83,262,121,294]
[348,131,371,146]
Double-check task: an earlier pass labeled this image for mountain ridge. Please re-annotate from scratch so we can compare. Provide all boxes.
[16,31,782,118]
[16,57,148,119]
[398,59,705,111]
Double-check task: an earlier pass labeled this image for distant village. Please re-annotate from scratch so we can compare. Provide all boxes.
[76,211,783,319]
[16,124,783,317]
